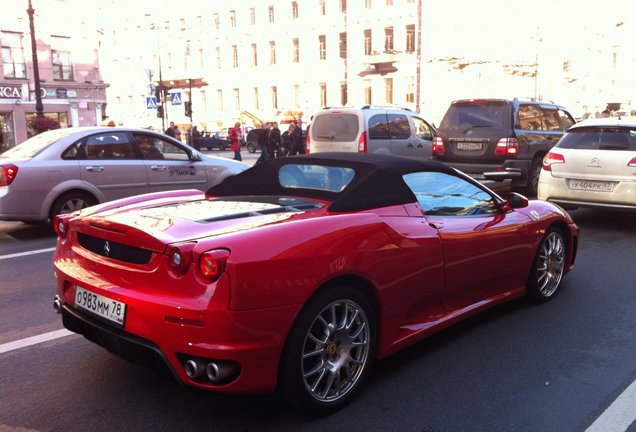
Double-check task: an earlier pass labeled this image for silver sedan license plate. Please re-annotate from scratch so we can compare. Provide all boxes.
[569,179,614,192]
[75,286,127,326]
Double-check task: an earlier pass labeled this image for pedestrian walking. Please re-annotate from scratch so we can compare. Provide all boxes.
[269,122,282,158]
[165,121,177,138]
[255,123,271,164]
[229,121,243,161]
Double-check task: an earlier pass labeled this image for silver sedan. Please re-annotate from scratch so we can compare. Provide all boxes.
[0,127,250,223]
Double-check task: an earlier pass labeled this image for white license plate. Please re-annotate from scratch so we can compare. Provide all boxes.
[75,286,127,326]
[456,142,483,151]
[569,179,614,192]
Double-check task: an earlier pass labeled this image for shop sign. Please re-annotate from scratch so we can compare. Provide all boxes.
[0,86,22,98]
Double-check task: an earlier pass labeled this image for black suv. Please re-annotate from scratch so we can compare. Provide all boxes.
[432,98,576,195]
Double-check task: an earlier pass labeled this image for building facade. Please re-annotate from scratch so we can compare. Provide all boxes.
[0,0,108,150]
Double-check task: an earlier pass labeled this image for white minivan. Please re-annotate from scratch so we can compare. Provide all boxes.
[308,106,436,160]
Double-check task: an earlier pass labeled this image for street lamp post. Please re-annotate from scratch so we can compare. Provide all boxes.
[26,0,44,117]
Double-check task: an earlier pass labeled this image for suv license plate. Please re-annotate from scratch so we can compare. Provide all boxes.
[569,179,614,192]
[75,286,127,326]
[456,142,483,151]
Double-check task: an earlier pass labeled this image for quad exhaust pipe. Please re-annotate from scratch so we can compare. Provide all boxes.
[184,358,239,383]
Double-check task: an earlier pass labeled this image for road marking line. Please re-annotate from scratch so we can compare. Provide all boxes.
[0,329,74,354]
[586,378,636,432]
[0,247,56,260]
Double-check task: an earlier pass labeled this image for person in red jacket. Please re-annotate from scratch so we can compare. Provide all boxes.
[229,122,243,161]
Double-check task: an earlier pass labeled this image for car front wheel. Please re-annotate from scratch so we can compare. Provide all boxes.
[279,286,376,415]
[526,227,566,302]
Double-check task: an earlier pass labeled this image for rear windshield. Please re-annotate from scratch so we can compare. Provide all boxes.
[439,101,510,131]
[557,127,636,151]
[279,164,355,193]
[1,128,75,159]
[311,113,359,141]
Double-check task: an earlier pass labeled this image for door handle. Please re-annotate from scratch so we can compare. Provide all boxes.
[151,165,168,171]
[85,166,104,172]
[428,221,444,229]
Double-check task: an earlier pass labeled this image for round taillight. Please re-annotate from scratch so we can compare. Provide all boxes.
[198,249,230,282]
[53,215,68,238]
[167,244,194,274]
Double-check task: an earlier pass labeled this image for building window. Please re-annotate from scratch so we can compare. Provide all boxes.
[230,10,236,27]
[364,29,372,55]
[52,50,74,81]
[268,5,275,22]
[292,2,299,19]
[406,76,415,103]
[384,27,394,52]
[234,88,240,110]
[216,47,221,69]
[217,89,223,111]
[250,8,256,25]
[320,83,327,107]
[251,43,258,66]
[271,86,278,109]
[365,0,372,8]
[269,41,276,64]
[386,0,393,4]
[612,52,617,68]
[563,59,571,72]
[292,38,299,63]
[385,78,393,104]
[340,0,347,13]
[294,84,301,107]
[232,45,238,68]
[319,35,326,60]
[319,0,326,15]
[213,13,220,29]
[364,81,372,105]
[406,24,415,53]
[339,32,347,59]
[0,113,16,153]
[1,32,26,79]
[253,87,260,110]
[340,82,348,105]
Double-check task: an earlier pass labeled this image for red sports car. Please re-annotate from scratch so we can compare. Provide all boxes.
[53,153,579,414]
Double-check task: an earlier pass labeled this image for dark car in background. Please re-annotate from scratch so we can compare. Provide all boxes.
[193,132,231,151]
[432,98,576,195]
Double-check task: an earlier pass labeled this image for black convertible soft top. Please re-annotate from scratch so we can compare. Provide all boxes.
[209,153,461,212]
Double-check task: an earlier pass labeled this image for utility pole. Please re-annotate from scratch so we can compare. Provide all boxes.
[27,0,44,117]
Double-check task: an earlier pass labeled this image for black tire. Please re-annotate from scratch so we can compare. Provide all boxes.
[279,286,376,415]
[526,227,566,302]
[524,157,543,197]
[50,191,96,222]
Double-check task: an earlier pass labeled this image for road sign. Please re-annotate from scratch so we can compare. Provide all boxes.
[171,92,183,106]
[146,96,157,109]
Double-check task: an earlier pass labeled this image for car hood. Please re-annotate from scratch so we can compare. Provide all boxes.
[71,193,325,253]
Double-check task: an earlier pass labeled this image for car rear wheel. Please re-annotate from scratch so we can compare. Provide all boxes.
[50,191,96,222]
[524,157,543,196]
[279,286,376,415]
[526,227,566,302]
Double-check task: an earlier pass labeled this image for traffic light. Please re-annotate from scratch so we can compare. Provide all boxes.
[156,105,164,118]
[184,101,192,117]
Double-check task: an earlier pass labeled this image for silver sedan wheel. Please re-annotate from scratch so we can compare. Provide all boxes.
[536,231,565,297]
[301,299,371,403]
[59,197,91,214]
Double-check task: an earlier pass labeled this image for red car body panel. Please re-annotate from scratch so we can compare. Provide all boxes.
[53,154,579,396]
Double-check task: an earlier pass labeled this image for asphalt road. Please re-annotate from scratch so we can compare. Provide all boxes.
[1,206,635,432]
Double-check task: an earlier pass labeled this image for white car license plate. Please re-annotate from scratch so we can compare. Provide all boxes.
[75,286,127,326]
[456,142,483,151]
[569,179,614,192]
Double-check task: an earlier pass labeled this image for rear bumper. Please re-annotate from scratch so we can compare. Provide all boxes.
[538,177,636,212]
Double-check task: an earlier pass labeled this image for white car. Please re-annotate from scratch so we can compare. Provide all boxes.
[538,117,636,211]
[0,127,250,223]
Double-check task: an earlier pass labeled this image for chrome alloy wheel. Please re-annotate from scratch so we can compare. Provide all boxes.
[536,231,565,297]
[301,299,371,403]
[60,197,91,213]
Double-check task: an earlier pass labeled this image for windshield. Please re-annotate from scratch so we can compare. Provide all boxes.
[0,128,75,159]
[439,101,510,131]
[557,127,636,151]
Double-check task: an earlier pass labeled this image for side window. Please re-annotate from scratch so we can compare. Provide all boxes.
[517,105,543,131]
[368,114,390,140]
[403,171,499,216]
[61,143,80,159]
[542,108,562,131]
[411,116,433,140]
[84,132,138,160]
[133,134,190,161]
[387,114,411,139]
[559,109,576,130]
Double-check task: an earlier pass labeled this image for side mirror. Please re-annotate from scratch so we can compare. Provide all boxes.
[505,192,529,209]
[189,151,202,162]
